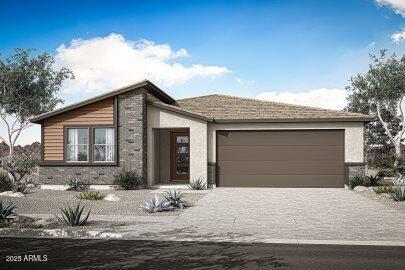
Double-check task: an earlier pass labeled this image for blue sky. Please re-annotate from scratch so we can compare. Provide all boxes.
[1,0,405,145]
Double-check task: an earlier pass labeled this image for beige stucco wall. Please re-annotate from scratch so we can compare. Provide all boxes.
[207,122,364,164]
[147,105,208,187]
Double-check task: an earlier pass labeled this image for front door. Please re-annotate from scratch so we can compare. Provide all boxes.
[170,131,190,181]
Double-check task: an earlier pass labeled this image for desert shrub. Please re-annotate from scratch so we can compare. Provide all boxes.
[349,175,367,189]
[373,186,395,194]
[141,195,173,213]
[188,177,205,190]
[55,203,90,226]
[369,154,405,178]
[164,189,189,209]
[66,177,89,191]
[76,190,105,200]
[390,186,405,202]
[113,168,143,190]
[0,201,16,224]
[0,152,40,182]
[0,173,13,192]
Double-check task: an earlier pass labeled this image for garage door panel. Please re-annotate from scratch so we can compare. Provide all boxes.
[219,160,344,175]
[219,175,344,188]
[217,130,344,188]
[218,145,344,161]
[217,130,343,146]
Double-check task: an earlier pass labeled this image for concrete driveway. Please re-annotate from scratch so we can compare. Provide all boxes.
[168,188,405,244]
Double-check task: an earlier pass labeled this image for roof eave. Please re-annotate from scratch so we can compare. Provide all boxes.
[147,101,213,122]
[30,80,175,124]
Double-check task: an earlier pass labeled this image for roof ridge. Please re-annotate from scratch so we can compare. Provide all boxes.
[176,94,221,101]
[180,93,367,117]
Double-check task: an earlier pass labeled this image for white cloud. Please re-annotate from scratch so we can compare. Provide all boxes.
[368,41,377,47]
[255,88,348,110]
[392,29,405,43]
[55,33,229,94]
[376,0,405,17]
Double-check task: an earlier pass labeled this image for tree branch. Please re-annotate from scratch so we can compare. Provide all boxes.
[376,102,400,154]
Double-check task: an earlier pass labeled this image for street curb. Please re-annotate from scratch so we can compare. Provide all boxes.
[1,228,405,247]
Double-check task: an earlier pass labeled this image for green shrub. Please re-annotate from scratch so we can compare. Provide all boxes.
[0,201,16,224]
[390,186,405,202]
[66,177,89,191]
[188,177,205,190]
[0,174,13,192]
[164,189,189,209]
[373,186,395,194]
[55,203,90,226]
[349,175,367,189]
[113,168,143,190]
[76,190,105,200]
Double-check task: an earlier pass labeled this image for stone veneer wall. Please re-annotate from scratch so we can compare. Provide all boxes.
[345,163,366,184]
[39,89,147,185]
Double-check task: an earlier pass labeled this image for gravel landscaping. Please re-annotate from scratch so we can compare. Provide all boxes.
[353,187,405,213]
[0,187,208,217]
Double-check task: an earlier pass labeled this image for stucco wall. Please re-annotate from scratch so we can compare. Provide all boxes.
[207,122,364,164]
[147,105,208,187]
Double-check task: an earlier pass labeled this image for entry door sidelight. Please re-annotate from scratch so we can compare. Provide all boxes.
[170,131,190,181]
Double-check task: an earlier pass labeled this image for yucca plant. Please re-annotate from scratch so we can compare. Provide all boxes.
[164,189,189,209]
[76,190,105,200]
[188,177,205,190]
[141,195,174,213]
[390,186,405,202]
[0,201,16,224]
[55,203,90,226]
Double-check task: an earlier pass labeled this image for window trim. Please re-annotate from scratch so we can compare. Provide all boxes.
[93,127,116,163]
[66,127,90,163]
[62,124,118,166]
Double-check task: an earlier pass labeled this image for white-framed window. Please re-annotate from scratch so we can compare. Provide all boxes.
[66,128,89,162]
[93,127,115,162]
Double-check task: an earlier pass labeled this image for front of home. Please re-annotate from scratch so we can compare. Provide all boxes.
[31,80,373,189]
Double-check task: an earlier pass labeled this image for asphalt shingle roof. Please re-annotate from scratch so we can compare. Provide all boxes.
[173,94,373,122]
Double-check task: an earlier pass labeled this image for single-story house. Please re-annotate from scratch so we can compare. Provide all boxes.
[31,80,373,188]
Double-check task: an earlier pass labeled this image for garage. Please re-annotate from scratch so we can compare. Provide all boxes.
[216,130,345,188]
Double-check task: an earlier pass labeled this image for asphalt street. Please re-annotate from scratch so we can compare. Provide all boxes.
[0,237,404,270]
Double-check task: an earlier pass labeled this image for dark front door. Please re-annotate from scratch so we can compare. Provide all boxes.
[170,131,190,181]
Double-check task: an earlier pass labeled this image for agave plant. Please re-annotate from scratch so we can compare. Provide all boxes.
[164,189,189,209]
[188,177,205,190]
[141,195,174,213]
[55,203,90,226]
[0,201,16,224]
[13,182,29,194]
[390,186,405,202]
[66,177,89,191]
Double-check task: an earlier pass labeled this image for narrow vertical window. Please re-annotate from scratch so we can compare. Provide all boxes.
[94,128,115,162]
[67,128,89,162]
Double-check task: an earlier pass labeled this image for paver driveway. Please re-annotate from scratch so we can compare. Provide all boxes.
[169,188,405,243]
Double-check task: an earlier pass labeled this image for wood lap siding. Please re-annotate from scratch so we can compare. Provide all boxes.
[43,98,114,161]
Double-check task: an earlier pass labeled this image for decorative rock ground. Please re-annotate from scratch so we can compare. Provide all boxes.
[103,194,120,202]
[353,186,367,192]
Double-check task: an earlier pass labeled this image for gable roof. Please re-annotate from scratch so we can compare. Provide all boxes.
[30,80,374,124]
[174,94,374,122]
[30,80,175,123]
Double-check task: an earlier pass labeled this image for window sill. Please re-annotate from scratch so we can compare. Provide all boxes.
[40,161,118,167]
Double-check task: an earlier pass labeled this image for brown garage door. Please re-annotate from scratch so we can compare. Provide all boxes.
[217,130,344,188]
